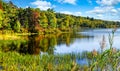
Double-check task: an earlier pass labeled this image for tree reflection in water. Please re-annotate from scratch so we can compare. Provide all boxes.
[0,33,90,55]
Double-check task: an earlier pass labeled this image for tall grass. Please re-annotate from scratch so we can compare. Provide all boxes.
[1,50,120,71]
[89,28,120,71]
[0,52,80,71]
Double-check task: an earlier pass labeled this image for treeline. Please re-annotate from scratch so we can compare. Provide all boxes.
[0,0,120,33]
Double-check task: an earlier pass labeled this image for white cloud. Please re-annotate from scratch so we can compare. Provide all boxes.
[97,14,103,18]
[85,0,120,21]
[74,12,82,16]
[110,8,118,13]
[86,7,105,14]
[86,6,116,14]
[31,0,54,10]
[86,6,119,18]
[57,0,76,5]
[88,0,120,14]
[92,0,120,15]
[60,11,73,15]
[25,6,29,8]
[96,0,120,6]
[86,0,120,21]
[86,0,120,19]
[60,11,82,16]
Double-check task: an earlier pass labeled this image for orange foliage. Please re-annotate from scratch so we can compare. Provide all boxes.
[0,2,3,10]
[32,11,39,19]
[32,11,39,26]
[32,11,45,32]
[35,23,45,32]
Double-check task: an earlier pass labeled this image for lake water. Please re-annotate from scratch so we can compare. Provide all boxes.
[1,28,120,55]
[55,28,120,54]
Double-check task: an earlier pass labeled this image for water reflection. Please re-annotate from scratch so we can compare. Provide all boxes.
[19,34,57,54]
[1,33,89,55]
[1,29,120,54]
[55,29,120,54]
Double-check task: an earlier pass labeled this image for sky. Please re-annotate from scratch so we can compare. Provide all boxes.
[4,0,120,21]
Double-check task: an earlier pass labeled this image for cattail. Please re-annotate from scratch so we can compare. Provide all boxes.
[100,35,106,50]
[92,49,97,56]
[113,26,117,33]
[112,47,116,53]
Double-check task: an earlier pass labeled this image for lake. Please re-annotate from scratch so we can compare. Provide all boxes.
[1,28,120,55]
[55,28,120,54]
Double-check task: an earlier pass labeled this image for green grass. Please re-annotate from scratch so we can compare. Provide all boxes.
[0,51,79,71]
[88,49,120,71]
[0,49,120,71]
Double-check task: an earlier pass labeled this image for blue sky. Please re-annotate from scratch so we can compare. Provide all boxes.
[4,0,120,21]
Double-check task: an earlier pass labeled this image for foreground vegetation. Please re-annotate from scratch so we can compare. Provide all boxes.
[0,48,120,71]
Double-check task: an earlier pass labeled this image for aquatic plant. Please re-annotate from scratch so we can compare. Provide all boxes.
[89,28,120,71]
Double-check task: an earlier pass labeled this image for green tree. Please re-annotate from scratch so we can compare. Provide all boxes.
[47,8,55,13]
[13,20,21,32]
[26,7,36,33]
[8,1,18,29]
[63,15,70,28]
[45,11,57,28]
[18,8,28,28]
[69,16,75,28]
[0,9,3,28]
[39,12,48,28]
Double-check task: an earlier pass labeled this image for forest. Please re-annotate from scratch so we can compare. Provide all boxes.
[0,0,120,34]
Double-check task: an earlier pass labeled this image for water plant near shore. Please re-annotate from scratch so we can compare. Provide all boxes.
[89,28,120,71]
[1,49,120,71]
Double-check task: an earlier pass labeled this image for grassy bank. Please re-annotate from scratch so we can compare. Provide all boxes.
[0,49,120,71]
[0,51,79,71]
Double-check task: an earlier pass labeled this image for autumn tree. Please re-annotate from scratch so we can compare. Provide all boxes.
[0,1,3,28]
[45,10,57,28]
[0,0,119,33]
[39,12,48,28]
